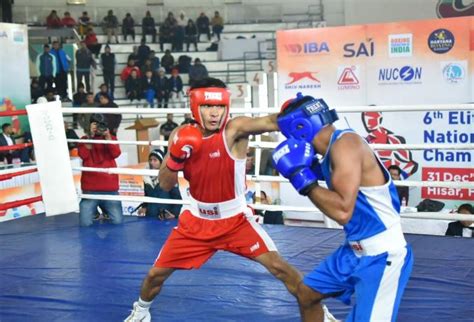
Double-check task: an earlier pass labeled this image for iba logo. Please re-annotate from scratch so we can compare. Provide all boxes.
[284,42,329,55]
[285,72,321,90]
[337,66,360,90]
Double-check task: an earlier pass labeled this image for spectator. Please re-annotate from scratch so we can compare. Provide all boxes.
[37,88,57,103]
[137,38,151,67]
[253,191,284,225]
[94,83,113,103]
[50,41,71,101]
[36,44,56,91]
[141,70,157,107]
[155,67,169,108]
[158,22,172,52]
[46,10,61,29]
[2,0,13,23]
[196,12,210,42]
[30,78,44,103]
[177,54,192,73]
[188,58,208,86]
[181,113,196,125]
[78,11,92,39]
[0,123,30,164]
[102,9,119,44]
[100,45,116,97]
[159,113,178,142]
[148,51,160,70]
[128,45,139,63]
[445,204,474,237]
[184,19,198,51]
[388,165,409,206]
[211,11,224,41]
[84,28,102,57]
[140,59,153,75]
[174,11,187,52]
[142,11,157,43]
[77,117,123,227]
[167,67,183,99]
[64,121,79,151]
[161,49,174,73]
[97,94,122,135]
[73,83,87,107]
[136,149,182,219]
[125,70,142,102]
[75,41,96,92]
[61,11,76,28]
[121,58,141,82]
[79,92,97,132]
[246,148,255,175]
[122,13,135,42]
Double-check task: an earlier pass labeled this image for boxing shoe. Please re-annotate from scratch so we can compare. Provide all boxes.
[124,302,151,322]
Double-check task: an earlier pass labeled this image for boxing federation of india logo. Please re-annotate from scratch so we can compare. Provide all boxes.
[388,34,412,57]
[285,72,321,90]
[428,29,455,54]
[441,62,465,84]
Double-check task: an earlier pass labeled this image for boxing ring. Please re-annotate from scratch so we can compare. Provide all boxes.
[0,102,473,321]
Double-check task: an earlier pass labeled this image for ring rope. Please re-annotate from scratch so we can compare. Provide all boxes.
[0,142,33,152]
[0,195,43,211]
[0,110,27,117]
[0,165,38,176]
[0,168,38,181]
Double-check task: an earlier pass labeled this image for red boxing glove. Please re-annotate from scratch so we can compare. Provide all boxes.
[166,125,203,171]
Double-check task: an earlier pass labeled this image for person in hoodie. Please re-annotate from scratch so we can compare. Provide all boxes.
[77,115,123,227]
[136,149,182,219]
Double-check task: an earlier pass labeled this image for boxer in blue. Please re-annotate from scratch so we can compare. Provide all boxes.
[272,94,414,322]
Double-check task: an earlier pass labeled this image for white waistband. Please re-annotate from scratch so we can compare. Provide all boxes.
[184,195,248,220]
[348,223,407,257]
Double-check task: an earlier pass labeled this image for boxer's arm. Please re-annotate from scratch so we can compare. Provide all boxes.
[306,136,361,225]
[227,114,278,139]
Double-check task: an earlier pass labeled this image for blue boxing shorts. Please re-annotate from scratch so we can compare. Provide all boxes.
[303,243,413,322]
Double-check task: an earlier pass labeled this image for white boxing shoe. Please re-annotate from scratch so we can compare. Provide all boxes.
[124,302,151,322]
[323,304,341,322]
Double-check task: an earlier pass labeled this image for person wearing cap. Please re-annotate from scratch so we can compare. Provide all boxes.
[136,149,182,219]
[100,45,116,97]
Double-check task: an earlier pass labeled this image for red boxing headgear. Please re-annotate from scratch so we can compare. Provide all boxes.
[189,87,231,129]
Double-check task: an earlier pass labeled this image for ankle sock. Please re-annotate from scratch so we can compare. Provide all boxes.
[137,297,153,310]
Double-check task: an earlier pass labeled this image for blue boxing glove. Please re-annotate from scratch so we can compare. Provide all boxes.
[311,158,325,182]
[272,138,319,195]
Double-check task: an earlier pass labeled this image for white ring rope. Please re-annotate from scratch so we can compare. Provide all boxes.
[79,193,474,222]
[62,103,474,115]
[67,138,474,151]
[0,165,38,176]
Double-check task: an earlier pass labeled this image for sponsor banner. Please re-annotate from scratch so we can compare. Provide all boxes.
[388,33,413,57]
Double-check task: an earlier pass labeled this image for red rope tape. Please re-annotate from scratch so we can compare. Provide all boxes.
[0,142,33,152]
[0,168,38,182]
[0,196,43,211]
[0,110,28,117]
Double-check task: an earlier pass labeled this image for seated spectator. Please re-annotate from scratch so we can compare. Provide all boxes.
[160,113,178,142]
[161,49,175,73]
[78,11,92,39]
[73,83,87,107]
[141,70,157,107]
[155,67,169,108]
[445,204,474,238]
[181,113,196,125]
[30,78,43,103]
[159,20,173,52]
[185,19,198,51]
[140,58,153,75]
[46,10,62,29]
[122,13,135,42]
[125,70,142,102]
[142,11,157,43]
[149,51,160,70]
[97,94,122,135]
[167,67,184,100]
[102,9,119,44]
[79,92,97,132]
[84,28,102,58]
[136,149,182,219]
[0,123,30,164]
[121,58,141,82]
[388,164,409,205]
[77,117,123,227]
[61,11,76,28]
[196,12,210,42]
[128,46,139,63]
[253,191,284,225]
[137,38,151,67]
[211,11,224,41]
[188,58,208,86]
[94,83,113,103]
[177,54,192,73]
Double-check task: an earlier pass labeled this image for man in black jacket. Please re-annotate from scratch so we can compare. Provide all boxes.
[97,94,122,136]
[445,204,474,237]
[142,11,156,43]
[196,12,210,42]
[100,45,116,97]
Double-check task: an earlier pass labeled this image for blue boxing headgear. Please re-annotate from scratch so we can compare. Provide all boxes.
[277,93,338,143]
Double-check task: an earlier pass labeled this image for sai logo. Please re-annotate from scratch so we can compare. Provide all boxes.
[378,66,422,84]
[284,42,329,55]
[337,65,360,90]
[441,61,465,84]
[428,28,455,54]
[388,34,412,57]
[343,39,374,58]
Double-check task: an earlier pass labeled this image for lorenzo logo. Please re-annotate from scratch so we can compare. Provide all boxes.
[285,72,321,90]
[337,66,360,90]
[284,42,329,55]
[204,92,222,100]
[378,66,422,84]
[428,29,455,54]
[343,39,374,58]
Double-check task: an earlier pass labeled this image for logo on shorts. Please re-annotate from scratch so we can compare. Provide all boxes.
[199,207,219,217]
[204,92,222,101]
[250,242,260,253]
